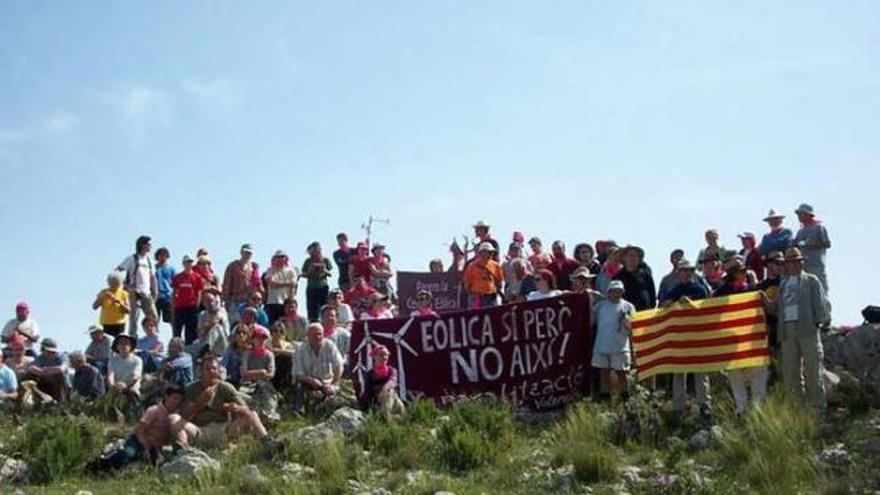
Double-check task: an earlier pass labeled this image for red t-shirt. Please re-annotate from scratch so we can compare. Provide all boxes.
[172,271,205,309]
[350,255,372,282]
[344,283,376,318]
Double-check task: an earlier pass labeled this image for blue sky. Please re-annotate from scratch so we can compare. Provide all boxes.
[1,1,878,349]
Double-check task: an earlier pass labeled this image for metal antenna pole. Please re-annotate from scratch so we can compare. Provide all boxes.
[361,214,391,245]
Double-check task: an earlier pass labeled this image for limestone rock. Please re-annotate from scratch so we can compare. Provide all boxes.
[293,423,340,446]
[819,444,850,467]
[160,448,221,479]
[325,406,367,439]
[242,464,268,486]
[687,430,711,451]
[0,455,28,485]
[619,465,643,487]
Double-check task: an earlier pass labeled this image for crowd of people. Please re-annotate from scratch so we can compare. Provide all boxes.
[0,203,833,471]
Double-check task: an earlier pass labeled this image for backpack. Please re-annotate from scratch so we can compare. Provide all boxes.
[862,305,880,324]
[123,254,153,289]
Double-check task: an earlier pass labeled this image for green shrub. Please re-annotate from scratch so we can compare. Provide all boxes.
[716,393,820,493]
[360,413,427,470]
[434,399,515,472]
[552,402,619,483]
[405,398,441,426]
[14,414,103,484]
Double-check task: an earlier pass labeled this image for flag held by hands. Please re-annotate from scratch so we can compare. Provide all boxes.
[631,292,770,380]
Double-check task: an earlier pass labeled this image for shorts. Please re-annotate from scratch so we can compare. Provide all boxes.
[592,352,631,371]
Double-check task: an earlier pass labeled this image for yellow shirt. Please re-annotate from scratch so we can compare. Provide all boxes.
[99,288,129,325]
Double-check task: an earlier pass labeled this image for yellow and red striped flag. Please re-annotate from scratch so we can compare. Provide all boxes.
[631,292,770,381]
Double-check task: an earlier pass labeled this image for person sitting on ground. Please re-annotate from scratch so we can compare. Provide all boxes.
[413,289,439,317]
[25,338,67,402]
[326,289,354,329]
[359,344,405,416]
[264,250,298,326]
[291,323,344,415]
[240,326,280,422]
[235,291,270,328]
[321,305,353,360]
[88,385,187,473]
[279,297,308,343]
[527,269,562,301]
[660,259,712,419]
[136,317,164,373]
[6,341,32,382]
[194,292,229,359]
[591,280,635,401]
[2,301,41,356]
[344,272,377,319]
[463,242,503,308]
[92,272,130,338]
[85,324,112,375]
[108,335,143,409]
[0,350,19,410]
[269,320,296,392]
[360,293,394,321]
[220,329,249,388]
[170,357,279,450]
[69,350,106,400]
[161,337,193,388]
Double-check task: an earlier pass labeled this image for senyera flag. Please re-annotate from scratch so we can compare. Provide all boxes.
[631,292,770,380]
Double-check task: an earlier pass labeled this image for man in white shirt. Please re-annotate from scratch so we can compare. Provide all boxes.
[117,235,158,337]
[291,323,343,414]
[108,335,144,407]
[1,301,40,355]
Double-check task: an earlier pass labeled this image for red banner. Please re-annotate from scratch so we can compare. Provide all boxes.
[350,292,592,410]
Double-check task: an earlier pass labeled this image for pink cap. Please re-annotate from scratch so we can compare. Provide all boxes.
[369,344,389,357]
[512,231,525,244]
[251,326,269,339]
[15,301,29,312]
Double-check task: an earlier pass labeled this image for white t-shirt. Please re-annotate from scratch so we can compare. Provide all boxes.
[781,276,801,323]
[109,354,143,392]
[335,303,354,327]
[360,309,394,320]
[527,289,562,301]
[119,254,153,294]
[1,317,40,350]
[265,267,298,305]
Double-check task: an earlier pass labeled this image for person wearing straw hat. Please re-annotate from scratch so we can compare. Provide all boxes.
[472,220,499,262]
[591,280,635,400]
[25,338,68,402]
[792,203,832,293]
[84,324,112,375]
[759,208,793,255]
[463,242,504,308]
[770,247,829,411]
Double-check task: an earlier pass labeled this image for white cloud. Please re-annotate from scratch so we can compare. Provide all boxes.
[45,110,78,133]
[182,78,242,116]
[104,84,172,145]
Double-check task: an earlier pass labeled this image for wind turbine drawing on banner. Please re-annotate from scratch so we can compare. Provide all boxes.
[352,317,419,400]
